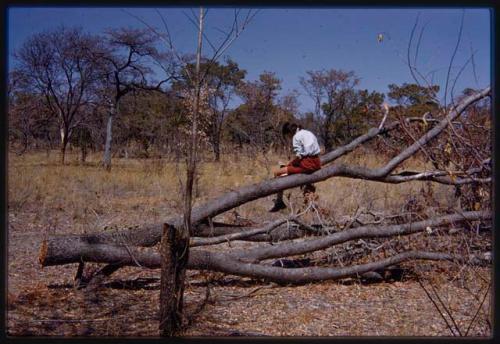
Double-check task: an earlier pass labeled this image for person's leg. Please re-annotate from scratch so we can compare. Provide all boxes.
[298,157,321,205]
[269,189,287,212]
[269,160,304,212]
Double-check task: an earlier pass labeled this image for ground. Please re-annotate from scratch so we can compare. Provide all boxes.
[6,150,492,337]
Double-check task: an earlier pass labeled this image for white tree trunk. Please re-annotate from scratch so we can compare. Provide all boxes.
[103,109,114,170]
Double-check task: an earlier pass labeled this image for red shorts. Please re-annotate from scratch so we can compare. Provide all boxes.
[286,156,321,175]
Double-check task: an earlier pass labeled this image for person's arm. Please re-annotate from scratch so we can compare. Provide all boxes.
[292,132,304,159]
[274,166,288,177]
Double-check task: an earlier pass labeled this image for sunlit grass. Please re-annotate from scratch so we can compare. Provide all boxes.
[8,148,457,234]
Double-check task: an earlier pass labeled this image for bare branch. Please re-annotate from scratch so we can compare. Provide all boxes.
[236,211,489,262]
[443,10,465,109]
[190,217,294,247]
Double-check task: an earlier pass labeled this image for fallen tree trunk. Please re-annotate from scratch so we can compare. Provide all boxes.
[39,210,490,284]
[37,87,491,286]
[39,241,489,284]
[201,250,489,284]
[40,210,488,267]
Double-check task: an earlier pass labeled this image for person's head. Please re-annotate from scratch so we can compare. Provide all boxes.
[281,122,301,140]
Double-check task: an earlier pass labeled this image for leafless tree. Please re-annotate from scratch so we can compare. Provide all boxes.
[13,26,102,164]
[124,7,258,335]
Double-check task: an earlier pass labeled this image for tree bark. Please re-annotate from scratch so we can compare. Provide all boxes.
[60,127,68,165]
[39,210,490,285]
[103,108,115,171]
[159,224,188,336]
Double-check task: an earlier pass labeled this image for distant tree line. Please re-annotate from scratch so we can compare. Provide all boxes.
[8,26,490,168]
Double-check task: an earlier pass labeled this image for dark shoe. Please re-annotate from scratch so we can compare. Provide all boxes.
[269,199,287,212]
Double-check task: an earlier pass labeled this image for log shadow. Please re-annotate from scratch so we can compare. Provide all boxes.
[47,277,161,291]
[338,266,419,285]
[189,277,270,288]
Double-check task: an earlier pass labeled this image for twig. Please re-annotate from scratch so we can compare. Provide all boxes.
[443,10,465,109]
[464,281,491,336]
[417,276,457,336]
[429,281,462,336]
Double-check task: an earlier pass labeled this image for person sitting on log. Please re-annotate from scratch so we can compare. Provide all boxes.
[269,121,322,212]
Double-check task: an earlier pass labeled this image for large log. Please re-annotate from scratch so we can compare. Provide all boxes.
[40,211,490,272]
[39,242,489,285]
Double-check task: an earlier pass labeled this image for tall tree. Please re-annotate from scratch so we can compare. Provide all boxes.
[300,69,360,151]
[13,26,101,164]
[233,71,282,152]
[95,28,174,170]
[174,59,246,160]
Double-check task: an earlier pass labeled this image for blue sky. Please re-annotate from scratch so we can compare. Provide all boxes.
[7,7,491,113]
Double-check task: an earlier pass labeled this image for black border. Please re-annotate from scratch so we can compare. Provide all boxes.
[1,1,498,343]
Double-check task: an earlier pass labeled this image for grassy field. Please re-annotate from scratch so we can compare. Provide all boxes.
[7,149,491,336]
[8,148,457,228]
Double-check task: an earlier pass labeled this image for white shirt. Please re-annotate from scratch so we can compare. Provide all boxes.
[292,129,321,158]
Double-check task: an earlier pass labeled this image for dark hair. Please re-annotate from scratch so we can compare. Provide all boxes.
[281,122,301,137]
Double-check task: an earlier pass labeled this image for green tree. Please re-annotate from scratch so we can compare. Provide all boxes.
[387,83,440,117]
[114,89,186,158]
[301,69,385,149]
[229,71,282,152]
[174,59,246,160]
[300,69,359,150]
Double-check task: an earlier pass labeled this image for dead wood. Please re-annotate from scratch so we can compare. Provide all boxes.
[39,211,490,283]
[235,211,490,262]
[159,224,188,336]
[191,217,294,247]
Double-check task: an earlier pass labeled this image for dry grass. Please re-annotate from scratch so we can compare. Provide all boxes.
[8,148,458,231]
